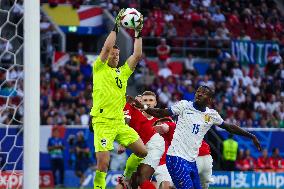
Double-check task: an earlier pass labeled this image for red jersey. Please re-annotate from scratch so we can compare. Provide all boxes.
[156,45,170,61]
[270,156,283,170]
[198,140,211,156]
[124,103,157,144]
[159,121,176,165]
[257,156,274,169]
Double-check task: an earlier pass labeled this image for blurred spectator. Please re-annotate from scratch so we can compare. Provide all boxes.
[270,148,283,171]
[257,149,273,170]
[158,65,172,79]
[212,8,226,23]
[0,40,13,63]
[77,42,84,56]
[156,38,170,64]
[164,10,174,23]
[47,129,65,187]
[238,30,251,41]
[254,95,266,111]
[199,75,214,89]
[75,131,90,186]
[157,86,171,107]
[216,48,231,63]
[244,149,256,171]
[110,142,128,171]
[164,22,177,39]
[266,95,280,114]
[222,134,238,171]
[67,134,76,168]
[235,149,246,171]
[184,54,196,73]
[182,84,195,101]
[266,48,282,75]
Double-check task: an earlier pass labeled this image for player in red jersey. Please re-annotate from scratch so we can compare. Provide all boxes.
[196,141,214,189]
[116,91,164,189]
[153,118,213,189]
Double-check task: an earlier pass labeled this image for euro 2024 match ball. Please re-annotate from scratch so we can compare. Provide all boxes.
[121,8,142,29]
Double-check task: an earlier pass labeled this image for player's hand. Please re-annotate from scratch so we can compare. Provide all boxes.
[134,15,143,38]
[117,145,126,154]
[126,95,144,109]
[154,124,168,134]
[115,8,125,27]
[252,135,262,151]
[135,15,144,32]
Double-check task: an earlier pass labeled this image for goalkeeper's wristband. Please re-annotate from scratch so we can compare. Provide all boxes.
[135,30,142,38]
[112,23,119,34]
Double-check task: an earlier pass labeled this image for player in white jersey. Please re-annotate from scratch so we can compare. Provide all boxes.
[127,85,262,189]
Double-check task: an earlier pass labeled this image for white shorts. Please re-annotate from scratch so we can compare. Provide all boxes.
[141,133,165,170]
[154,164,173,188]
[196,155,214,186]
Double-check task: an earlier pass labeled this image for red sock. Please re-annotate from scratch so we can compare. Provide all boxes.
[140,180,156,189]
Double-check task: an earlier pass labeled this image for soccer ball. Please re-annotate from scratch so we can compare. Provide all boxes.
[120,8,141,29]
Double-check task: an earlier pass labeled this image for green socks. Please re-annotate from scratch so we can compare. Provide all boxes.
[123,153,144,179]
[94,170,107,189]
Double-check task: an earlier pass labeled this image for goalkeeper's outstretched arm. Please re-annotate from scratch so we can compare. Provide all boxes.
[127,15,143,71]
[100,9,125,62]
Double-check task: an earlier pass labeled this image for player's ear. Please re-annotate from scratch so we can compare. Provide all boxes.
[208,97,213,106]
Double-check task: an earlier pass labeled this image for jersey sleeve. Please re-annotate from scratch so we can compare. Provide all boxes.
[169,100,188,115]
[211,110,224,126]
[93,56,106,71]
[123,103,133,119]
[120,62,133,80]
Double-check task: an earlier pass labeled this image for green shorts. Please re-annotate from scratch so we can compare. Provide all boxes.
[92,117,139,152]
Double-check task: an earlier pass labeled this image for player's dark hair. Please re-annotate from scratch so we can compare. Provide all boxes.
[113,45,119,50]
[200,85,214,98]
[142,91,156,98]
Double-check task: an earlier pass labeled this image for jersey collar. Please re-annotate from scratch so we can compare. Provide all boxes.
[193,102,206,112]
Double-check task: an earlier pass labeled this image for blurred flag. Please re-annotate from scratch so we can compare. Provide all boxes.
[52,51,70,71]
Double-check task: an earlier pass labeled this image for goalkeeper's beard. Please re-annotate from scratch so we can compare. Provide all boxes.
[108,58,119,68]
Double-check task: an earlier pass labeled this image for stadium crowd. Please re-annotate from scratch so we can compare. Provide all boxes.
[235,148,284,172]
[103,0,284,53]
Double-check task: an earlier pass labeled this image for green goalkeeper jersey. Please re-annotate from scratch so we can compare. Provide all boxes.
[90,56,133,119]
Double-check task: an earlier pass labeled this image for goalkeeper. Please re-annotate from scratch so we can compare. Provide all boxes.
[90,9,146,189]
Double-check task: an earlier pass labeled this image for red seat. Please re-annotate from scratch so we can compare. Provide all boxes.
[146,61,159,75]
[168,62,183,75]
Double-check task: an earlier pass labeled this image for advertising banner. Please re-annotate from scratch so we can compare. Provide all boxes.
[0,171,54,188]
[231,40,279,65]
[211,171,284,188]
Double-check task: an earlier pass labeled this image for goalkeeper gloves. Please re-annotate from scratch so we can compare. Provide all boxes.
[113,8,125,33]
[135,15,143,38]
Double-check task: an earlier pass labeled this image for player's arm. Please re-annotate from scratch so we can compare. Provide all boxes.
[153,118,173,134]
[99,9,125,62]
[218,122,262,151]
[126,95,172,118]
[127,16,143,71]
